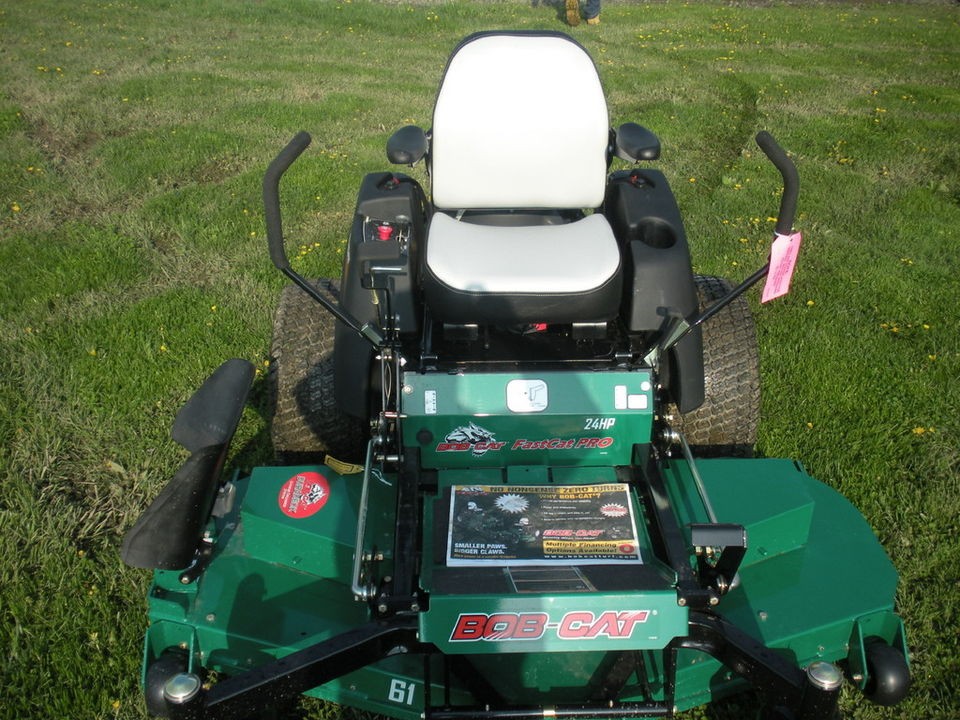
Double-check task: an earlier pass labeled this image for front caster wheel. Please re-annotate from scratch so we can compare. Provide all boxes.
[863,639,910,706]
[144,650,189,717]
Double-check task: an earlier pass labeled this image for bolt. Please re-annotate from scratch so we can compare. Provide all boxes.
[378,603,388,614]
[677,597,687,607]
[205,613,216,623]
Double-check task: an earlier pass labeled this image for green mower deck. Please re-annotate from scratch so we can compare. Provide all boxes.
[141,452,904,718]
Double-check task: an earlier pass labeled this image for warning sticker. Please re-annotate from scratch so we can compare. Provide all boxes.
[278,471,330,519]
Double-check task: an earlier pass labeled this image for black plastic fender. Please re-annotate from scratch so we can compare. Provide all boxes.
[335,172,427,418]
[605,169,704,412]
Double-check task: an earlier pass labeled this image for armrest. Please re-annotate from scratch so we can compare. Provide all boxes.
[615,122,661,162]
[387,125,428,165]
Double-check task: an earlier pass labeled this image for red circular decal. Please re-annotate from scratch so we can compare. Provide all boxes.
[278,471,330,518]
[618,543,637,555]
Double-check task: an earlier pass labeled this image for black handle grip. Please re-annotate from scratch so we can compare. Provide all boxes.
[755,131,799,236]
[263,131,312,271]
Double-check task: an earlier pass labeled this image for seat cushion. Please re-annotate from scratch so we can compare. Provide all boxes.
[423,212,622,324]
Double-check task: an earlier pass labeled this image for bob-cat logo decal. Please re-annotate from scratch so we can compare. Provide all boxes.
[450,610,650,642]
[436,423,505,456]
[278,471,331,519]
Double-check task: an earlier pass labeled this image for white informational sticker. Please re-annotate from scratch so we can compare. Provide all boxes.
[506,379,549,413]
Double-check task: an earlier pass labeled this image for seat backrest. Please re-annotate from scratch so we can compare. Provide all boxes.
[431,32,610,211]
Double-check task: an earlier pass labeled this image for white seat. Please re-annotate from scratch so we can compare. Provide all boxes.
[423,32,622,324]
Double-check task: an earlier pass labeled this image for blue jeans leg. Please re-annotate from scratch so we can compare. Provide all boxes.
[583,0,600,19]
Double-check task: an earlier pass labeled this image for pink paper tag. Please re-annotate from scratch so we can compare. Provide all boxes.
[761,231,803,303]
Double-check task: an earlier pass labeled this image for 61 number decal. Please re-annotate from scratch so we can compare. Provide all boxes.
[388,678,416,706]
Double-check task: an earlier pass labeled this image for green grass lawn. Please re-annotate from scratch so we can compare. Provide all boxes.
[1,0,958,718]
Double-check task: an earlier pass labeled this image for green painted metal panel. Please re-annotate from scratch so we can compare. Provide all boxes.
[241,465,360,578]
[401,370,653,468]
[663,457,815,564]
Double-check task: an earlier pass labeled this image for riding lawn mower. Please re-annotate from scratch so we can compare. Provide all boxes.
[121,31,910,720]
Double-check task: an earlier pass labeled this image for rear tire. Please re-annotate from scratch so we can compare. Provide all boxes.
[268,281,367,463]
[670,275,760,456]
